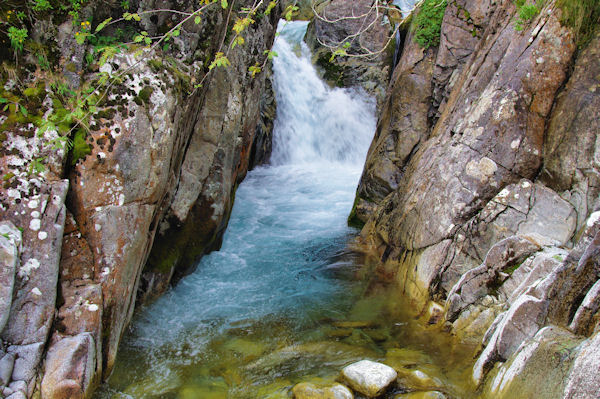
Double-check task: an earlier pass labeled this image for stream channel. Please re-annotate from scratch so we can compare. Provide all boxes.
[95,21,478,399]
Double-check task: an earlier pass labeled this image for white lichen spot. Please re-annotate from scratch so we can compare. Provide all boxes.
[521,181,532,189]
[7,189,21,200]
[510,139,520,150]
[101,267,110,276]
[466,157,498,182]
[587,211,600,228]
[31,211,40,219]
[38,231,48,240]
[118,194,125,206]
[27,200,38,209]
[88,304,99,312]
[497,188,511,199]
[19,258,40,279]
[29,218,41,231]
[95,223,102,232]
[31,287,42,296]
[536,57,544,64]
[98,152,106,159]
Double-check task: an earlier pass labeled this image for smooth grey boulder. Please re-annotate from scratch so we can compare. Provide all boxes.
[341,360,397,398]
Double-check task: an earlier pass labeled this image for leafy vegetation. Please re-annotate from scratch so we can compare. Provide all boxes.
[412,0,447,49]
[513,0,543,31]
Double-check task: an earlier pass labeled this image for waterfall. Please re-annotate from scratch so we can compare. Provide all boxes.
[95,20,376,398]
[270,21,375,165]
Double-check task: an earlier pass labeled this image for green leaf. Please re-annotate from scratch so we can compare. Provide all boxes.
[221,0,228,8]
[76,33,86,45]
[95,17,112,33]
[0,98,7,104]
[265,1,277,15]
[195,16,202,24]
[132,13,141,21]
[134,35,144,43]
[20,105,28,117]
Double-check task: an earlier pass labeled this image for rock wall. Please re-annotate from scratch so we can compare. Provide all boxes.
[304,0,394,109]
[0,1,281,397]
[349,0,600,396]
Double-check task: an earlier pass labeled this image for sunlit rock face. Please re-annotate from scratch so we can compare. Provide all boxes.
[346,0,600,395]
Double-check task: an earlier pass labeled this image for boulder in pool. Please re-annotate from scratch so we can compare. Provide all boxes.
[340,360,397,397]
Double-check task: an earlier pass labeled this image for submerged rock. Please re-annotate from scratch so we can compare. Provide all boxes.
[340,360,397,398]
[395,392,446,399]
[292,382,353,399]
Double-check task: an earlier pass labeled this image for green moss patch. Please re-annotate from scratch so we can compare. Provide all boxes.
[412,0,448,49]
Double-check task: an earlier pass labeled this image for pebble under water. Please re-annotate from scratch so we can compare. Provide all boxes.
[95,21,479,399]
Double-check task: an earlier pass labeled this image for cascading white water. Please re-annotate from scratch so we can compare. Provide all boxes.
[270,21,375,165]
[95,20,376,398]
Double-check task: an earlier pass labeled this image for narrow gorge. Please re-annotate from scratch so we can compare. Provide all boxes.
[0,0,599,398]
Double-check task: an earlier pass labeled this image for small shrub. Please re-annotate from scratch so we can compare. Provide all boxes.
[412,0,448,49]
[7,26,28,52]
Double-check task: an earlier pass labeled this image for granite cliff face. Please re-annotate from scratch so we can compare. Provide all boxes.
[345,0,600,396]
[0,1,281,397]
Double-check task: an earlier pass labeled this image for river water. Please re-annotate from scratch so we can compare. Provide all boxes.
[96,20,477,399]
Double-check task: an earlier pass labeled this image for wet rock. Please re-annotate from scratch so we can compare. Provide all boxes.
[483,326,582,398]
[396,367,444,392]
[247,342,376,376]
[472,294,549,384]
[292,382,353,399]
[41,333,97,399]
[340,360,397,398]
[385,348,432,371]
